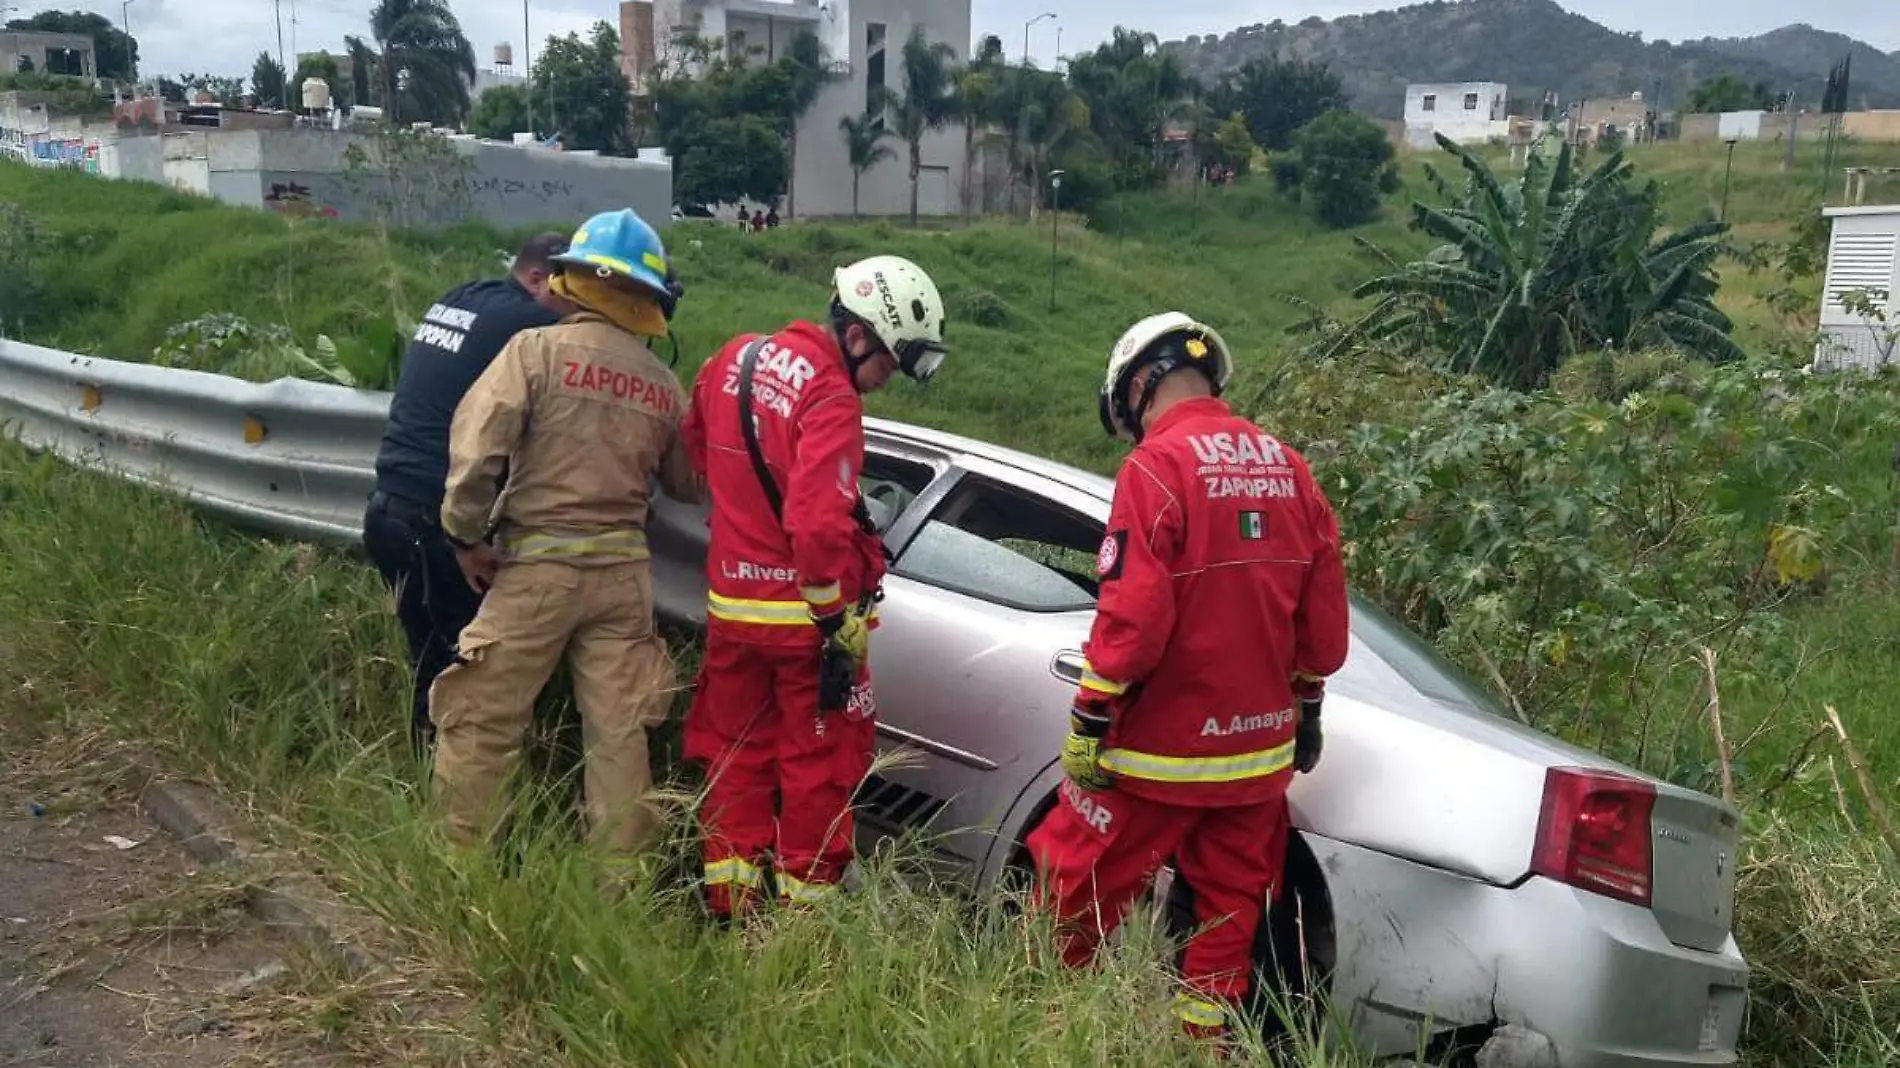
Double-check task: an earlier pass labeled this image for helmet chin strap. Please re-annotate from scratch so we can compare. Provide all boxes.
[829,303,879,391]
[1125,361,1175,443]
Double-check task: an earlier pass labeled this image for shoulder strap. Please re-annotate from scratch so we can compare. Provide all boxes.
[735,336,784,520]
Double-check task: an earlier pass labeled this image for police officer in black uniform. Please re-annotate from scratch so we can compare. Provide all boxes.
[364,230,581,756]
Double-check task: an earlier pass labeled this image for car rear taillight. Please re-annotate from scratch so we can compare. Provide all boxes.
[1530,767,1655,907]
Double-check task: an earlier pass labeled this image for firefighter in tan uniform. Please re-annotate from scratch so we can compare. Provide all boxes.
[429,208,702,863]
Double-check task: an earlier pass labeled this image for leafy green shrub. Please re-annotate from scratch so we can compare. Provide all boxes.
[152,312,409,390]
[1293,358,1900,731]
[151,314,306,381]
[1270,158,1304,196]
[1291,110,1395,229]
[950,287,1014,329]
[0,203,46,337]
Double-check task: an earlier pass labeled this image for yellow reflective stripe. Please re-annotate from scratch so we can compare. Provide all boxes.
[641,251,668,275]
[1172,993,1226,1029]
[1079,660,1127,697]
[707,592,881,627]
[707,592,812,626]
[703,856,763,888]
[1098,741,1296,784]
[581,252,635,276]
[776,871,839,905]
[799,582,842,606]
[508,530,649,559]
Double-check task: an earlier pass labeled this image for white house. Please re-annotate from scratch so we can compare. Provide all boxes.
[1403,81,1509,149]
[625,0,971,219]
[1814,204,1900,371]
[1716,110,1767,142]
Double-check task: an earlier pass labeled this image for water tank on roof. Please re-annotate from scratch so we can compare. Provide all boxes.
[301,77,331,112]
[494,42,514,67]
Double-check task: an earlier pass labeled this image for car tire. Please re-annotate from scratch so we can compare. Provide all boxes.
[1163,832,1335,1048]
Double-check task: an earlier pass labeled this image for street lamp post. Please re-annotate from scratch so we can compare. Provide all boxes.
[1048,169,1065,313]
[523,0,533,138]
[1023,12,1054,67]
[1721,137,1739,221]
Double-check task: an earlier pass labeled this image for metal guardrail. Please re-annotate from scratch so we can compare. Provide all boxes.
[0,338,390,545]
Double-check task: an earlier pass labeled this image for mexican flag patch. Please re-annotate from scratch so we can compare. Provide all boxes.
[1238,511,1265,540]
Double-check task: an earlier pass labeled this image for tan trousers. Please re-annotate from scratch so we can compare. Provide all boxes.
[428,558,674,857]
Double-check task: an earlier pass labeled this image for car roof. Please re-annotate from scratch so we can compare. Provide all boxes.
[866,416,1118,502]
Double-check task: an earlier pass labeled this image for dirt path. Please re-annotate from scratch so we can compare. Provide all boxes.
[0,732,310,1068]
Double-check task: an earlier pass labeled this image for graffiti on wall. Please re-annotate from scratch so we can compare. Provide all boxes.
[264,180,340,219]
[0,127,102,173]
[451,175,577,202]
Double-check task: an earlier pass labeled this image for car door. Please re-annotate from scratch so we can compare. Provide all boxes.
[855,455,1106,875]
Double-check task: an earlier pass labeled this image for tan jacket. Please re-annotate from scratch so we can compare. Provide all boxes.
[441,312,704,565]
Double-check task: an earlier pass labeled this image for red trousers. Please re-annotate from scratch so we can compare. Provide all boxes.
[683,631,876,915]
[1026,778,1290,1035]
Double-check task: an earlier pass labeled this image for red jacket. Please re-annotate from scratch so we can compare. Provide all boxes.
[1080,397,1350,806]
[681,321,886,648]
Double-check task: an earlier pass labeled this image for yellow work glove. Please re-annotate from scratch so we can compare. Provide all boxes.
[1060,699,1113,791]
[812,603,871,663]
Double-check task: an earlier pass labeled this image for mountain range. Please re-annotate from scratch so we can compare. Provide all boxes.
[1160,0,1900,120]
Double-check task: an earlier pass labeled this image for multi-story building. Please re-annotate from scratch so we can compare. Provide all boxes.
[621,0,970,218]
[1402,81,1510,149]
[0,31,97,80]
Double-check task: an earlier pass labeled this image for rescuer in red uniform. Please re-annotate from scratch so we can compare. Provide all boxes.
[680,255,949,916]
[1026,311,1350,1043]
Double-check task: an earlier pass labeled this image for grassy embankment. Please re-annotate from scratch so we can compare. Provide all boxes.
[1,137,1896,1065]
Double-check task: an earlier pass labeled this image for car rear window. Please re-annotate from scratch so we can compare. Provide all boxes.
[1338,595,1512,717]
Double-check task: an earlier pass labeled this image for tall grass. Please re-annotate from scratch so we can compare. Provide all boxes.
[0,443,1370,1066]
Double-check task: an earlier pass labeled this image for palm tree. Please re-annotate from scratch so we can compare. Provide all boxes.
[1009,66,1090,218]
[1066,27,1190,182]
[839,111,896,218]
[368,0,476,125]
[954,35,1005,220]
[1305,134,1743,390]
[881,27,958,228]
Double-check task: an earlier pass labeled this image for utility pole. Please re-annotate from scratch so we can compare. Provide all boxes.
[120,0,136,86]
[274,0,286,103]
[1721,137,1738,221]
[1782,89,1798,172]
[524,0,533,139]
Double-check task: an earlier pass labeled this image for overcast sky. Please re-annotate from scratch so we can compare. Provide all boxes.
[54,0,1900,85]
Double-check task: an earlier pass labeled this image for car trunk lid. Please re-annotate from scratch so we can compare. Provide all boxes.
[1647,785,1741,952]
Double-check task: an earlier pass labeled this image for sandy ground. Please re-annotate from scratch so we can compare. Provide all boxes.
[0,735,305,1068]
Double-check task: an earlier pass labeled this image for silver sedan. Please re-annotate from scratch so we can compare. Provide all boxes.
[646,416,1750,1067]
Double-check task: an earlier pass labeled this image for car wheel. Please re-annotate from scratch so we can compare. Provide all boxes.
[1163,832,1335,1048]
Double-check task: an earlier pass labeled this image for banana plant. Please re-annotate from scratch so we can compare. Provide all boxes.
[1300,132,1743,391]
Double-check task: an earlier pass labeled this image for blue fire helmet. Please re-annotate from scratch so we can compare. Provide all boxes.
[551,209,679,311]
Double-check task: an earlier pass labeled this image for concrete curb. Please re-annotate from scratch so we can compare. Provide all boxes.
[120,757,382,980]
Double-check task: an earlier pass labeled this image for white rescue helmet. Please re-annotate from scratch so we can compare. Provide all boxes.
[1099,311,1234,441]
[831,255,949,383]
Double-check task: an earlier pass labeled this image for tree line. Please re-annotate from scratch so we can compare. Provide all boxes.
[24,2,1398,228]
